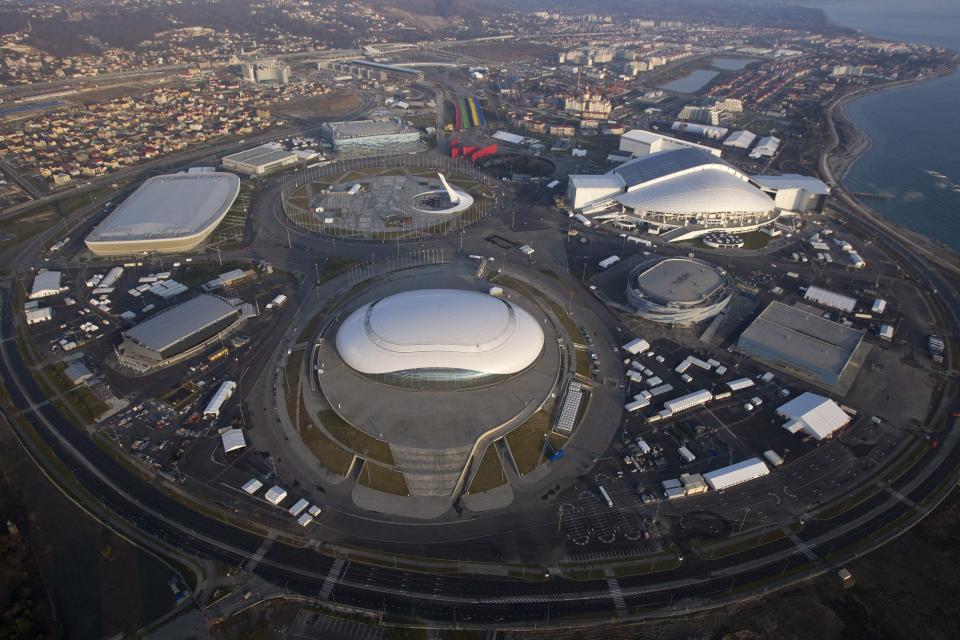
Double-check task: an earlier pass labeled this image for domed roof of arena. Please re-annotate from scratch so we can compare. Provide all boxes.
[336,289,544,375]
[614,164,776,215]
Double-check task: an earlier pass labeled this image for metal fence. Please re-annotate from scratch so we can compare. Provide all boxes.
[280,152,495,241]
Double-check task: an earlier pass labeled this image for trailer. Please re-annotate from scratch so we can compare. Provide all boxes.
[598,255,620,269]
[265,294,288,310]
[598,486,614,508]
[763,449,785,467]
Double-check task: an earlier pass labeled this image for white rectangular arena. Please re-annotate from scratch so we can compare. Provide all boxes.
[85,172,240,256]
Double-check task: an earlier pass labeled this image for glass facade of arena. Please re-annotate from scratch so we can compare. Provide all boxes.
[359,368,512,391]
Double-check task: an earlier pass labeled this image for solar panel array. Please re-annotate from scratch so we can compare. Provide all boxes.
[554,381,584,435]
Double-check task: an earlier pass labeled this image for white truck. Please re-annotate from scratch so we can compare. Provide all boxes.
[598,255,621,269]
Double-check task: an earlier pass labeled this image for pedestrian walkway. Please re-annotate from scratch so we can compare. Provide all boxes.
[319,557,347,600]
[605,573,627,616]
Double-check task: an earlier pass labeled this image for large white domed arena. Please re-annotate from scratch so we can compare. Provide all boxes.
[626,257,733,325]
[566,147,782,242]
[336,289,544,389]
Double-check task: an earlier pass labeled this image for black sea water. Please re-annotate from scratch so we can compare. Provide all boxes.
[817,0,960,249]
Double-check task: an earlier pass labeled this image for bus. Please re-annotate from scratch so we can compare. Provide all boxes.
[598,485,614,508]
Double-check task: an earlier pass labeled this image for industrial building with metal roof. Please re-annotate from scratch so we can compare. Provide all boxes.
[626,257,733,325]
[222,145,299,175]
[118,294,243,373]
[737,301,865,387]
[335,289,545,390]
[85,172,240,256]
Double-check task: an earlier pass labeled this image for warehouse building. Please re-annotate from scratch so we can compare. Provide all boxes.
[29,270,66,299]
[751,174,830,213]
[803,285,857,313]
[619,129,721,158]
[703,458,769,491]
[85,173,240,256]
[117,295,249,374]
[737,302,865,387]
[222,145,299,175]
[723,130,757,150]
[320,118,421,158]
[663,389,713,414]
[777,392,851,441]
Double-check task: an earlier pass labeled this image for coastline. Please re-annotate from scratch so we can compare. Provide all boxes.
[820,64,960,267]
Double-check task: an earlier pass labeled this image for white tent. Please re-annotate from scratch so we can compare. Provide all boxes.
[220,428,247,453]
[777,392,850,441]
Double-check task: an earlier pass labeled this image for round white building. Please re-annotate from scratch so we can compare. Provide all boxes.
[336,289,544,389]
[626,257,733,325]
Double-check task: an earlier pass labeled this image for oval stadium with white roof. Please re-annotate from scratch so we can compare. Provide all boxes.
[336,289,545,389]
[626,257,733,325]
[85,172,240,256]
[566,147,782,242]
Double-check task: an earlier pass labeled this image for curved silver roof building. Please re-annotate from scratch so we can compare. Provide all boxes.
[613,166,776,216]
[336,289,544,389]
[86,172,240,256]
[626,257,732,325]
[567,148,780,241]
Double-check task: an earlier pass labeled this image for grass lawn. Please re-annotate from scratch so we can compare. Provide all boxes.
[467,443,507,494]
[177,261,245,288]
[45,362,108,424]
[316,410,394,465]
[547,431,568,452]
[299,422,355,477]
[282,349,304,422]
[317,256,362,284]
[693,528,787,560]
[0,207,60,248]
[209,183,251,246]
[358,461,409,496]
[286,354,356,477]
[505,411,552,476]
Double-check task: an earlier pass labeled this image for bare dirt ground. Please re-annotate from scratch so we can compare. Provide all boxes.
[505,489,960,640]
[451,42,558,63]
[0,416,180,637]
[271,91,362,122]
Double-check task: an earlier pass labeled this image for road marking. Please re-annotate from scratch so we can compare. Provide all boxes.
[883,485,918,508]
[244,535,275,572]
[787,532,817,561]
[318,558,346,600]
[606,574,627,616]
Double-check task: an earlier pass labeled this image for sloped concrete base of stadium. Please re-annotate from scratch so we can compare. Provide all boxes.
[351,484,451,520]
[462,483,514,512]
